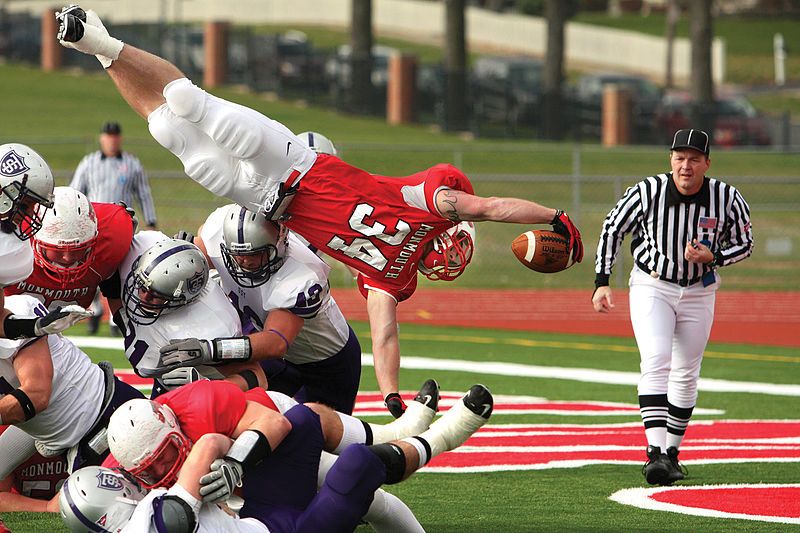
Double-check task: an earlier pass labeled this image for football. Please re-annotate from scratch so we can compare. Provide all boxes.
[511,230,571,273]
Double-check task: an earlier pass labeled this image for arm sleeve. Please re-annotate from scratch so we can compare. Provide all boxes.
[595,184,642,284]
[69,157,89,194]
[717,186,754,267]
[132,158,157,226]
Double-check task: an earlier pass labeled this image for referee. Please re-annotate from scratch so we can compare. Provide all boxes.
[70,121,157,229]
[70,121,157,335]
[592,129,753,486]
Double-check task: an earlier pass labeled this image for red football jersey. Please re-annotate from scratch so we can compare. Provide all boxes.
[156,380,279,443]
[284,155,473,302]
[0,426,67,499]
[4,203,134,309]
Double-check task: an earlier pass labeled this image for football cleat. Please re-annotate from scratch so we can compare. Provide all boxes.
[642,445,673,486]
[462,383,494,419]
[413,379,440,413]
[666,446,687,483]
[56,10,85,43]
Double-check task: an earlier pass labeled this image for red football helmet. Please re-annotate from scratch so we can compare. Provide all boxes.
[32,187,98,287]
[107,399,191,489]
[418,221,476,281]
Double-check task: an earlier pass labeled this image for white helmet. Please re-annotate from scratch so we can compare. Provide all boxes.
[0,143,55,240]
[59,466,147,533]
[33,186,98,287]
[417,221,476,281]
[107,399,191,489]
[220,204,287,288]
[122,238,209,325]
[298,131,338,156]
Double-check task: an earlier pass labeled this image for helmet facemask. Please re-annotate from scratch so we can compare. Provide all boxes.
[220,204,287,288]
[122,240,209,325]
[32,187,98,287]
[126,432,191,489]
[418,222,476,281]
[0,179,54,240]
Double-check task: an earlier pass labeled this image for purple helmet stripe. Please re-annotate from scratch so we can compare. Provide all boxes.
[238,205,247,244]
[143,243,195,277]
[63,479,109,532]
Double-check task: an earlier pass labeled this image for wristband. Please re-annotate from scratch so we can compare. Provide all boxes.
[10,388,36,420]
[238,370,259,390]
[226,429,271,469]
[3,315,38,340]
[211,337,252,362]
[267,329,291,353]
[594,273,610,288]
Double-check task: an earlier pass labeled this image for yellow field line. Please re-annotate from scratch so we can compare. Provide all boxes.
[366,331,800,364]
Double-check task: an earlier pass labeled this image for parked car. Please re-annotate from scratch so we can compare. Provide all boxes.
[326,44,398,113]
[470,56,544,133]
[656,91,772,147]
[569,72,663,142]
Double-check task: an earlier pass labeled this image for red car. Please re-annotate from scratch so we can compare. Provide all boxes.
[656,92,772,147]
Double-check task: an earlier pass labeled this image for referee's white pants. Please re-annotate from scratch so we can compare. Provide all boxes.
[629,267,719,408]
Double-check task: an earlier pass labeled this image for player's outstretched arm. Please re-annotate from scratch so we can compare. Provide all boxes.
[0,471,58,513]
[175,433,232,501]
[366,291,405,417]
[0,338,53,424]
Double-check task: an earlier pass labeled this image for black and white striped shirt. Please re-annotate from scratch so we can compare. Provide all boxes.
[70,151,157,226]
[595,172,753,286]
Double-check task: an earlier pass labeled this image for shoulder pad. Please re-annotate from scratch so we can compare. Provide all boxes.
[152,494,197,533]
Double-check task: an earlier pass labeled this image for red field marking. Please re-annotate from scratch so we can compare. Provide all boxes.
[611,484,800,524]
[331,288,800,347]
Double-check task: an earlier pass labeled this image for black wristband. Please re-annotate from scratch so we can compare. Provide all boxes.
[3,315,38,340]
[10,388,36,420]
[238,370,259,390]
[99,270,122,299]
[226,429,271,469]
[594,273,610,288]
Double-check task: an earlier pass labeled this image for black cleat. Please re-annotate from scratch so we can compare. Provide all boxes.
[642,445,673,486]
[57,13,85,42]
[462,384,493,419]
[666,446,687,483]
[413,379,440,413]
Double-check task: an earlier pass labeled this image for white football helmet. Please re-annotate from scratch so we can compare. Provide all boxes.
[107,399,191,489]
[0,143,55,240]
[33,186,98,287]
[59,465,147,533]
[123,238,209,325]
[220,203,287,288]
[298,131,338,156]
[418,221,476,281]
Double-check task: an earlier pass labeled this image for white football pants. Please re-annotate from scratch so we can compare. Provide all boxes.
[629,266,720,408]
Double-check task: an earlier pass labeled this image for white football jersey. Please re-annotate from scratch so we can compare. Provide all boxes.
[118,231,242,378]
[124,485,269,533]
[201,209,350,365]
[0,232,33,286]
[0,295,104,449]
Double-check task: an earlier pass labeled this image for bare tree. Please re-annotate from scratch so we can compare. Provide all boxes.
[542,0,567,140]
[350,0,374,114]
[444,0,468,131]
[689,0,715,134]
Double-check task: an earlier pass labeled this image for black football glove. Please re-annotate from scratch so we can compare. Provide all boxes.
[384,392,407,419]
[550,210,584,265]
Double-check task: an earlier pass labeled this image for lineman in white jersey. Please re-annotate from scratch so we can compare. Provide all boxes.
[164,205,361,414]
[0,295,143,478]
[1,143,91,341]
[112,232,266,396]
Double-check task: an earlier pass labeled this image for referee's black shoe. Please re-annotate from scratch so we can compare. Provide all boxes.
[642,445,673,485]
[666,446,687,483]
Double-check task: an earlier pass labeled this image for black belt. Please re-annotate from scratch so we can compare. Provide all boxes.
[636,262,702,287]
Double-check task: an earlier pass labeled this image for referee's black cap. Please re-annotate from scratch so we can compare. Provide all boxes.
[101,121,122,135]
[670,128,709,155]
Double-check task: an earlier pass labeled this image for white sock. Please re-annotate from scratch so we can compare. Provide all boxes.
[333,413,368,454]
[364,489,425,533]
[412,399,486,458]
[644,426,668,451]
[0,425,37,479]
[399,437,430,469]
[666,433,685,450]
[60,17,123,68]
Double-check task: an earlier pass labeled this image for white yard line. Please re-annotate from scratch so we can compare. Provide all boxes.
[67,336,800,397]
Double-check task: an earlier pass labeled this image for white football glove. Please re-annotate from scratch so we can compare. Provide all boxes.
[160,367,204,388]
[56,5,123,68]
[199,458,243,503]
[34,305,93,336]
